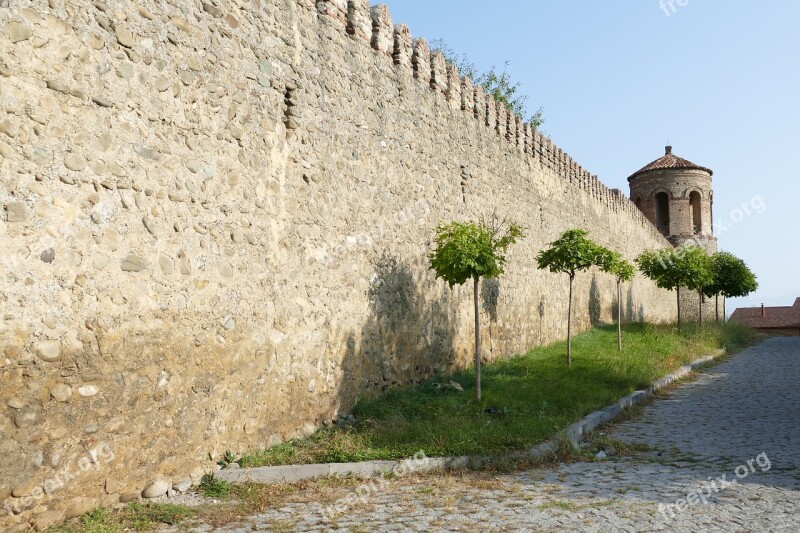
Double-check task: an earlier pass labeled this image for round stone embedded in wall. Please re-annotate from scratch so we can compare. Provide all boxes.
[65,498,95,519]
[50,383,72,402]
[115,24,136,48]
[121,255,148,272]
[78,385,100,397]
[13,407,40,428]
[40,248,55,263]
[64,153,87,171]
[142,479,170,498]
[35,340,62,362]
[220,316,236,330]
[9,22,33,43]
[158,254,175,275]
[4,344,21,359]
[120,491,141,503]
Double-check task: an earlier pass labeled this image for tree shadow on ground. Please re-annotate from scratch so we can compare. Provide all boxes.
[513,457,799,516]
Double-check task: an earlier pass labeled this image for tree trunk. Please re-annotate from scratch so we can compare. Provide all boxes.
[473,277,481,401]
[617,279,622,351]
[567,274,574,367]
[677,286,681,329]
[699,289,703,327]
[715,294,720,322]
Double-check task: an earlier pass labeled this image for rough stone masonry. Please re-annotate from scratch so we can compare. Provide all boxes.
[0,0,677,528]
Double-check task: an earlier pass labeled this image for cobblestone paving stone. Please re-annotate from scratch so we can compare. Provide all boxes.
[180,338,800,532]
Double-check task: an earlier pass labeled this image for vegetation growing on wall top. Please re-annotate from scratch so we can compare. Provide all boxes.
[430,38,545,128]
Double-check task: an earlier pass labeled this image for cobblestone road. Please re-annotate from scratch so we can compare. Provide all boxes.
[185,338,800,532]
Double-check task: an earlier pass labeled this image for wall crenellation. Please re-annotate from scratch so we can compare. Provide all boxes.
[392,23,412,72]
[347,0,371,41]
[485,94,495,130]
[522,122,531,155]
[445,63,461,105]
[495,99,505,137]
[461,76,473,115]
[315,0,662,240]
[430,51,447,93]
[369,4,394,56]
[411,37,430,84]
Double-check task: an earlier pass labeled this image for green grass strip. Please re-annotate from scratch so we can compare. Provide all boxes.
[240,322,759,467]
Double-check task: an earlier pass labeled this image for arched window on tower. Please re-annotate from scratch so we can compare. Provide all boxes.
[690,191,702,235]
[634,196,642,210]
[655,192,670,235]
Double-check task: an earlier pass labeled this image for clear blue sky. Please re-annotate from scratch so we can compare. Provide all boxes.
[379,0,800,311]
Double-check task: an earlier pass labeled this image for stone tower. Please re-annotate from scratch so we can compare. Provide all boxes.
[628,146,717,252]
[629,146,719,320]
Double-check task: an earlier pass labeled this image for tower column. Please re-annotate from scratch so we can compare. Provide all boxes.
[701,197,713,236]
[669,196,693,237]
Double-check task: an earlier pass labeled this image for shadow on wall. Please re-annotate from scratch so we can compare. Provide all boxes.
[627,285,635,322]
[589,274,603,326]
[630,287,646,322]
[609,284,644,324]
[336,253,459,412]
[481,278,500,323]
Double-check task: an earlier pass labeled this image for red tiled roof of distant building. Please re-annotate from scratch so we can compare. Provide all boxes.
[628,146,714,181]
[730,298,800,329]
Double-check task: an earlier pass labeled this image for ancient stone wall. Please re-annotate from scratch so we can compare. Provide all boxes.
[1,0,676,528]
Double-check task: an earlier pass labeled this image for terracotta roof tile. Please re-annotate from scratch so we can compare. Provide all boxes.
[628,146,713,181]
[730,298,800,329]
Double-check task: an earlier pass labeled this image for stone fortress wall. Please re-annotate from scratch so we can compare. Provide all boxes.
[1,0,678,527]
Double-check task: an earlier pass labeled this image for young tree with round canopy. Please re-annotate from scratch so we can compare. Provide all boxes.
[429,218,524,400]
[536,229,606,367]
[703,251,759,321]
[636,245,713,328]
[599,249,636,350]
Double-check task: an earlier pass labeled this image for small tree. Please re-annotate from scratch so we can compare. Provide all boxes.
[536,229,604,367]
[599,249,636,351]
[703,252,759,322]
[636,245,713,328]
[429,219,524,400]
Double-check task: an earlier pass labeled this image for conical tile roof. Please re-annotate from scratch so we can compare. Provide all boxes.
[628,146,713,181]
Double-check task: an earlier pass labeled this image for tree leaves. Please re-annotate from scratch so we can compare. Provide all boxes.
[429,221,524,288]
[429,219,524,399]
[430,39,544,128]
[535,229,605,279]
[598,249,636,282]
[703,252,759,299]
[535,229,608,366]
[636,245,714,293]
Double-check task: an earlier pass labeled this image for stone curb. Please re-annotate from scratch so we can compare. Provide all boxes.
[563,348,724,446]
[215,348,726,485]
